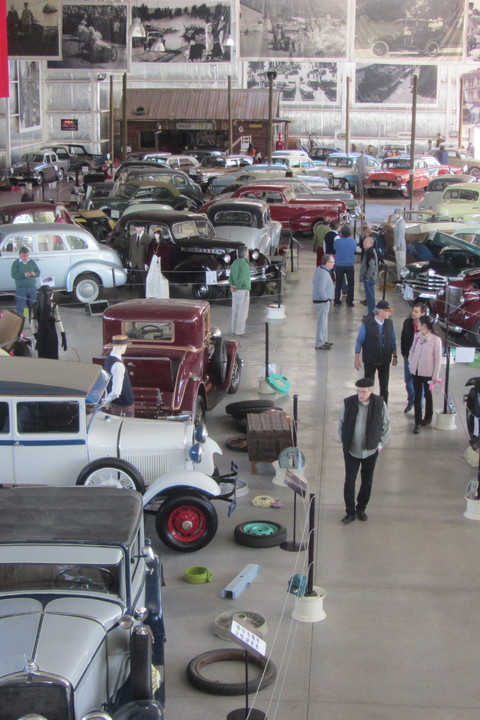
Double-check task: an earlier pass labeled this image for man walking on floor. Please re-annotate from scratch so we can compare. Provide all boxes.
[339,377,391,524]
[334,225,357,307]
[312,254,335,350]
[354,300,398,404]
[359,235,378,314]
[401,301,426,414]
[228,245,251,336]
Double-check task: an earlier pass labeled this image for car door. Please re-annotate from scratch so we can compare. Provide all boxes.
[43,154,56,182]
[12,397,88,485]
[0,400,14,482]
[0,232,34,292]
[33,231,71,289]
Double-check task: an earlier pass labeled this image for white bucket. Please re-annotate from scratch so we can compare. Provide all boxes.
[291,586,327,623]
[464,496,480,520]
[266,304,287,321]
[434,411,457,430]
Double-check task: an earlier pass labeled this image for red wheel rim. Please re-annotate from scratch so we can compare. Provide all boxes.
[167,504,207,543]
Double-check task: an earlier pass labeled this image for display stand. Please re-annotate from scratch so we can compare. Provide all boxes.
[435,285,460,430]
[280,395,307,553]
[226,620,267,720]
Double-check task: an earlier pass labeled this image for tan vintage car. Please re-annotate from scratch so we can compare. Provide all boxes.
[382,209,467,261]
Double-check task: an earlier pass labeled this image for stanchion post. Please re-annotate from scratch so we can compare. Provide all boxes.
[307,493,315,595]
[265,322,269,380]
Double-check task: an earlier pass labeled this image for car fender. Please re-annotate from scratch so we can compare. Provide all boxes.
[174,255,225,275]
[65,261,128,290]
[142,469,221,506]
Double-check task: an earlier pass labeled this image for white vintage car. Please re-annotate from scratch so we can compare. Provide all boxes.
[0,358,233,552]
[204,198,282,255]
[0,486,165,719]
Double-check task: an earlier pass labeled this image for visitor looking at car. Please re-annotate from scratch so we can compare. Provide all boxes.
[228,245,251,336]
[32,285,67,359]
[11,246,40,319]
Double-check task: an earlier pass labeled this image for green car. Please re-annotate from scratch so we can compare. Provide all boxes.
[435,183,480,223]
[88,180,196,220]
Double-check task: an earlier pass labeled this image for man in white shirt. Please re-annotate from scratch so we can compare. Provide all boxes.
[103,335,134,417]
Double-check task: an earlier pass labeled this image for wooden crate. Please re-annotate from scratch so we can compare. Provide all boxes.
[247,410,292,463]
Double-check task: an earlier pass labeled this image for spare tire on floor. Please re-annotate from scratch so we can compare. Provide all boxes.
[226,399,275,416]
[186,648,276,696]
[234,520,287,548]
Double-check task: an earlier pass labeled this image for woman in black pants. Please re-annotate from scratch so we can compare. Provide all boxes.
[408,316,442,434]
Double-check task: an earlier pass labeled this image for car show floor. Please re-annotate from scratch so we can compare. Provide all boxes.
[1,184,480,719]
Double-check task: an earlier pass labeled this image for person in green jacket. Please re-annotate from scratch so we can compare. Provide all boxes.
[11,246,40,319]
[228,245,251,336]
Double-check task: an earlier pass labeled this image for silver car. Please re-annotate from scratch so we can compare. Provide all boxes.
[8,151,69,185]
[0,222,127,303]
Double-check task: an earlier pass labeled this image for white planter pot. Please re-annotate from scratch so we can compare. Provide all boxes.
[464,496,480,520]
[266,304,287,321]
[434,411,457,430]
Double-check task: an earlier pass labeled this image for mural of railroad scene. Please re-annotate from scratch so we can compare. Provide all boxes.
[355,64,437,104]
[247,61,337,104]
[239,0,347,59]
[355,0,465,61]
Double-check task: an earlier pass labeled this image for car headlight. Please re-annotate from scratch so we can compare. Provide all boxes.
[400,267,411,279]
[457,217,465,222]
[251,249,259,260]
[223,253,231,264]
[194,423,208,443]
[189,442,203,463]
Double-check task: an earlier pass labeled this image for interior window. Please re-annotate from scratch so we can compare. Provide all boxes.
[16,401,80,434]
[1,236,33,253]
[124,320,174,342]
[0,402,9,433]
[37,235,66,252]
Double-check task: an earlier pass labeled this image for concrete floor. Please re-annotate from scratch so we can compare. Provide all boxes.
[2,184,480,719]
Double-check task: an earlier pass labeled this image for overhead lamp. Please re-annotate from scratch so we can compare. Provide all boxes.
[224,35,234,47]
[129,17,146,38]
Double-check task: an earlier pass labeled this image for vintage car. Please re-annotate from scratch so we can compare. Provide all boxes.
[434,183,480,223]
[431,146,480,177]
[450,227,480,247]
[0,222,127,304]
[313,152,381,191]
[127,153,201,171]
[432,268,480,346]
[398,231,480,301]
[189,155,253,190]
[94,299,241,424]
[0,357,233,551]
[0,486,166,719]
[87,180,196,220]
[45,142,107,167]
[270,155,322,176]
[235,177,359,215]
[208,164,331,196]
[419,174,476,211]
[369,17,448,57]
[382,208,466,260]
[0,308,31,356]
[40,144,101,173]
[71,208,117,243]
[114,165,203,207]
[364,156,448,197]
[7,150,69,185]
[0,201,75,225]
[107,209,276,299]
[202,184,347,234]
[204,198,282,255]
[309,146,341,163]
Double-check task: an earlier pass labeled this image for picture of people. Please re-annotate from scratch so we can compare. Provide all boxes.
[7,0,60,58]
[355,0,465,61]
[468,0,480,60]
[247,61,338,104]
[47,4,127,70]
[239,0,348,59]
[355,64,437,105]
[18,60,41,131]
[130,0,231,63]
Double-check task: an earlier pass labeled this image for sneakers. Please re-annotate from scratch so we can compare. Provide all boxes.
[315,343,331,350]
[404,404,414,414]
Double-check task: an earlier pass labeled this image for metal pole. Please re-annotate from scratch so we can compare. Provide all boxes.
[458,76,464,151]
[228,75,233,155]
[345,77,350,154]
[292,394,298,447]
[109,75,115,166]
[408,75,418,210]
[266,71,277,163]
[121,73,128,162]
[265,322,269,380]
[443,295,451,415]
[307,493,315,595]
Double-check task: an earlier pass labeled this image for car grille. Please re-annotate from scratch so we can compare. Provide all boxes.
[405,270,448,299]
[123,453,170,483]
[371,180,397,187]
[0,675,73,720]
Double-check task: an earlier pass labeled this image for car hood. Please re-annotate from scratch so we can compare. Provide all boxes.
[10,161,43,171]
[0,595,123,685]
[175,236,243,252]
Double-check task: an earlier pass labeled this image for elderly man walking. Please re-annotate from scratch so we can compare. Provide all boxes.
[339,377,391,524]
[228,245,251,336]
[354,300,398,404]
[312,254,335,349]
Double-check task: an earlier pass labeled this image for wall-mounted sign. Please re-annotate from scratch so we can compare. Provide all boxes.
[61,119,78,131]
[249,123,262,128]
[176,121,214,130]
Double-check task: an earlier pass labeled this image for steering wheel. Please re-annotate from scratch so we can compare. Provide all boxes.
[55,565,114,591]
[137,324,161,336]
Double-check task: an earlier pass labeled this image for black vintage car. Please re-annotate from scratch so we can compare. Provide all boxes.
[369,18,448,57]
[114,164,203,207]
[87,181,196,220]
[107,209,276,299]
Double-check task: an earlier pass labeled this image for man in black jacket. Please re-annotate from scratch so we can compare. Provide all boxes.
[354,300,398,403]
[401,301,426,414]
[338,378,391,524]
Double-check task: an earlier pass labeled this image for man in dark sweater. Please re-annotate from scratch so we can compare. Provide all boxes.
[338,377,391,524]
[354,300,397,404]
[104,335,135,417]
[401,301,426,414]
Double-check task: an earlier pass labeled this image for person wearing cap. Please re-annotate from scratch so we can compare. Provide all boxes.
[312,254,335,349]
[103,335,134,417]
[11,246,40,319]
[354,300,398,404]
[338,377,391,524]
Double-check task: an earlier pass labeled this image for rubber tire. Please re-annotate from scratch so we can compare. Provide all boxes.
[232,406,281,421]
[36,172,44,186]
[11,340,32,357]
[402,184,410,199]
[226,399,275,416]
[426,42,439,56]
[250,280,265,297]
[57,168,64,181]
[130,629,153,701]
[155,494,218,552]
[469,166,480,179]
[192,274,220,300]
[234,520,287,548]
[372,41,388,56]
[227,356,242,394]
[465,383,480,439]
[212,337,228,385]
[186,648,276,696]
[73,272,102,304]
[194,395,206,426]
[76,457,146,493]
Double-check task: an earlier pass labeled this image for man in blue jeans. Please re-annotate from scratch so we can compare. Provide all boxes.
[401,301,426,414]
[359,235,378,314]
[334,225,357,307]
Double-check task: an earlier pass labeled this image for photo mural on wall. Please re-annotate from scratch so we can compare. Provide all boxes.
[239,0,348,59]
[355,64,438,104]
[355,0,465,61]
[18,59,41,130]
[130,0,231,63]
[7,0,60,58]
[47,3,127,70]
[247,61,337,104]
[467,0,480,59]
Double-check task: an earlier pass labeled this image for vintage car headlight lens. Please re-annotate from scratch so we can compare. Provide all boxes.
[223,253,231,264]
[400,267,411,279]
[251,249,260,260]
[195,423,208,443]
[82,712,114,720]
[189,442,203,463]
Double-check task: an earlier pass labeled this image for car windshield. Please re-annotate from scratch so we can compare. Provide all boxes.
[201,157,227,168]
[21,154,44,163]
[420,232,480,257]
[171,220,214,239]
[382,159,410,170]
[213,210,254,226]
[115,184,137,199]
[327,157,354,167]
[0,560,120,594]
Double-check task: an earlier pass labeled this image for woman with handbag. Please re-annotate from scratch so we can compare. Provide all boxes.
[408,315,442,434]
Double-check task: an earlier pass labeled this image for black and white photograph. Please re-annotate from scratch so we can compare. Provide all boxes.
[239,0,348,60]
[355,64,437,104]
[7,0,60,58]
[247,61,338,104]
[355,0,465,61]
[47,3,127,70]
[130,0,231,63]
[468,0,480,59]
[18,60,41,130]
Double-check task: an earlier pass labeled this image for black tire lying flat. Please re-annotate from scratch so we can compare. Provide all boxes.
[187,648,276,696]
[234,520,287,548]
[226,399,275,416]
[232,406,282,421]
